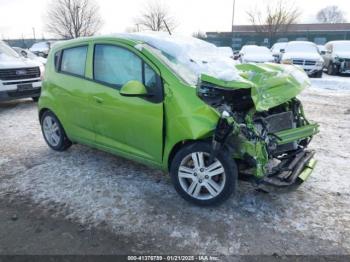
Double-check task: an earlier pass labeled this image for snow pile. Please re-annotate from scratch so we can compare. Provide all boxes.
[332,41,350,52]
[117,32,242,85]
[311,74,350,91]
[281,64,311,86]
[1,86,350,254]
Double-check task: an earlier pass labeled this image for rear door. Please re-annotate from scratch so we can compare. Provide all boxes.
[54,44,95,144]
[86,42,164,164]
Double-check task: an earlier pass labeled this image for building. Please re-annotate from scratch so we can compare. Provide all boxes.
[205,23,350,50]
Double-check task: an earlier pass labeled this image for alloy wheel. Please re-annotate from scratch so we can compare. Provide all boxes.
[178,152,226,200]
[42,115,61,147]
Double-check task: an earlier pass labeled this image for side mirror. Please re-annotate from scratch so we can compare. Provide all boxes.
[320,51,326,55]
[120,80,148,97]
[280,49,285,53]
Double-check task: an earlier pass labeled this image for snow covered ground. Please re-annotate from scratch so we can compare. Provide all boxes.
[0,74,349,255]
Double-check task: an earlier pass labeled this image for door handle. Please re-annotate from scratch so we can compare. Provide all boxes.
[93,96,104,104]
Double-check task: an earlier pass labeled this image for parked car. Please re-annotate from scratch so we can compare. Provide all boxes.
[322,41,350,75]
[317,45,326,54]
[0,41,44,102]
[280,41,324,78]
[239,45,275,63]
[29,41,55,58]
[271,42,287,63]
[13,47,47,65]
[38,34,318,206]
[217,46,234,59]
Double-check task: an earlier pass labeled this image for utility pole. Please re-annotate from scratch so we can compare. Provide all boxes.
[32,27,36,40]
[231,0,236,32]
[163,20,172,35]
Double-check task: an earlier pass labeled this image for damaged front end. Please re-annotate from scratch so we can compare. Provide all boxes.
[197,63,319,188]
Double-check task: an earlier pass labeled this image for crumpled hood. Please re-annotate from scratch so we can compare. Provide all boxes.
[200,63,310,112]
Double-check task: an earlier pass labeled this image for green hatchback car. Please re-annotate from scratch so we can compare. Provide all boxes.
[39,33,318,206]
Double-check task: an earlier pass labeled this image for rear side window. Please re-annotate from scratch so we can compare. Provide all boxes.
[60,46,88,76]
[94,44,142,87]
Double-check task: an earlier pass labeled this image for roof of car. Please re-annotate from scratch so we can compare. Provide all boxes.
[51,35,142,52]
[326,40,350,45]
[287,41,316,46]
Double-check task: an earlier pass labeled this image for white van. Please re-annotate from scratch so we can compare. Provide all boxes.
[0,41,44,102]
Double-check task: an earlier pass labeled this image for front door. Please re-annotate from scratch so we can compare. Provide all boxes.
[88,43,164,164]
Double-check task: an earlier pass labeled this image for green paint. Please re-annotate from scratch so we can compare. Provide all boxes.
[39,36,318,179]
[120,80,148,96]
[275,124,319,145]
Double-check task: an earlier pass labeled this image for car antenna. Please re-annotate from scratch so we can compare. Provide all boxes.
[163,19,172,35]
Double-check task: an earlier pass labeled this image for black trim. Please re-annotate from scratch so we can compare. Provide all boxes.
[3,79,41,85]
[57,45,88,78]
[0,88,41,101]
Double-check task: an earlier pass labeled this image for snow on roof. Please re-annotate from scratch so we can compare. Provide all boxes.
[30,41,50,52]
[241,45,271,54]
[331,41,350,51]
[115,32,242,85]
[285,41,319,53]
[271,42,287,50]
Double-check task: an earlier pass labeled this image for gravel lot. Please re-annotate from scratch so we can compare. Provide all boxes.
[0,75,349,255]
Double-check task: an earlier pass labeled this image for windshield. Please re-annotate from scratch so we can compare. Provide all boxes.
[120,33,242,86]
[144,44,199,85]
[0,41,20,58]
[333,42,350,52]
[285,42,318,53]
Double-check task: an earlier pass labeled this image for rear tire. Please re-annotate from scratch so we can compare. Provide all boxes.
[314,70,323,78]
[327,63,338,75]
[170,142,237,206]
[40,111,72,151]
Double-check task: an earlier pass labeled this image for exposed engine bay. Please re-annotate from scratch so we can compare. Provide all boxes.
[197,80,318,188]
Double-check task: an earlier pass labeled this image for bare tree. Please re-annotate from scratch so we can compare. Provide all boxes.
[46,0,103,39]
[246,0,301,42]
[316,6,347,23]
[134,1,177,33]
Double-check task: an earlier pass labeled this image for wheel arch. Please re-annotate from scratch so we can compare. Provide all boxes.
[39,107,50,122]
[167,138,213,172]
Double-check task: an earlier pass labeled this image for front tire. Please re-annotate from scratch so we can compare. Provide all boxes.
[170,142,237,206]
[314,70,323,78]
[40,111,72,151]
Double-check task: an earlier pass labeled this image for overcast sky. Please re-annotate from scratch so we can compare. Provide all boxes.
[0,0,349,39]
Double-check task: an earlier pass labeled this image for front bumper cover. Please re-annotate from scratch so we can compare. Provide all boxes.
[0,87,41,101]
[261,150,316,187]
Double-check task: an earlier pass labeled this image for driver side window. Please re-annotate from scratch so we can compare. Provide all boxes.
[94,44,142,87]
[93,44,162,102]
